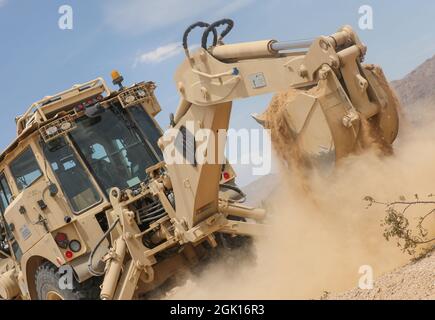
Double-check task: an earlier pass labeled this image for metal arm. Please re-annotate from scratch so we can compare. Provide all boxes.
[165,22,399,230]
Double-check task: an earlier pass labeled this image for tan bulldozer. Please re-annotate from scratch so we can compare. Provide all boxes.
[0,19,399,300]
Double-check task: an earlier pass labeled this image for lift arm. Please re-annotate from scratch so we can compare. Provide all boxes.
[162,20,399,229]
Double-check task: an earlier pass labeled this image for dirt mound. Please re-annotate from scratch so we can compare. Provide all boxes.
[262,88,314,172]
[329,249,435,300]
[262,65,399,174]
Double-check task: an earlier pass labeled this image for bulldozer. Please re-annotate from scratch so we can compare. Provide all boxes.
[0,19,399,300]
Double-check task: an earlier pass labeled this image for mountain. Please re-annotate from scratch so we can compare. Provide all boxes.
[391,55,435,122]
[243,173,280,207]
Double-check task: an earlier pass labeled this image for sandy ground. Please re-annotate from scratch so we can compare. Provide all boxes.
[165,91,435,301]
[329,249,435,300]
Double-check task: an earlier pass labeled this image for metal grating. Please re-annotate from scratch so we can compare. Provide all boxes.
[118,83,153,108]
[39,115,77,143]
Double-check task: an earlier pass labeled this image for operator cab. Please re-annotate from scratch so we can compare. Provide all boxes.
[65,99,162,195]
[36,74,164,213]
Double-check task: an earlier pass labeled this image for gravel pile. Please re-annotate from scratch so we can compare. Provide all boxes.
[330,250,435,300]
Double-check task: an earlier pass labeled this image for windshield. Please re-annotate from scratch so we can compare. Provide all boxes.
[70,105,161,194]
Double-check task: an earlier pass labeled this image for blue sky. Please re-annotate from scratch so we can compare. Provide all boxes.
[0,0,434,185]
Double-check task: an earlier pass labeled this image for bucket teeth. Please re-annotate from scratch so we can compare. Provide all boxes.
[251,113,266,126]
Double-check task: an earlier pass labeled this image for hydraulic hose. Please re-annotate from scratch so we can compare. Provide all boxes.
[220,183,246,203]
[201,19,234,49]
[182,21,217,59]
[87,217,120,277]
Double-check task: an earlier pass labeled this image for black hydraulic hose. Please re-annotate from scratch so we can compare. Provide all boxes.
[182,21,217,58]
[87,217,120,277]
[201,19,234,49]
[140,213,167,224]
[220,183,246,203]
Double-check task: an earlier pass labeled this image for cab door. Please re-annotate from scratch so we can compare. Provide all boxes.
[3,146,67,254]
[0,172,17,258]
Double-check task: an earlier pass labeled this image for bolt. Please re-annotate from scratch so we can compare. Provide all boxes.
[319,66,330,80]
[178,82,185,94]
[329,55,340,69]
[200,86,209,100]
[319,39,330,51]
[343,115,353,128]
[183,179,191,188]
[181,219,188,230]
[342,112,359,128]
[298,65,308,78]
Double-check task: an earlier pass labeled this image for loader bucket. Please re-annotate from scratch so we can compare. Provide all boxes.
[257,64,400,170]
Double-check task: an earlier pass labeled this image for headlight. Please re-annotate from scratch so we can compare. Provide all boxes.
[68,239,82,252]
[137,89,146,97]
[124,95,135,104]
[60,122,72,131]
[54,232,69,249]
[45,126,58,136]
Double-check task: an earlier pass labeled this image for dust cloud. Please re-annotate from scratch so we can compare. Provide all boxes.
[166,96,435,300]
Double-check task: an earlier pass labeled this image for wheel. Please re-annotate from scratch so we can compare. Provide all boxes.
[35,262,101,300]
[217,232,252,250]
[217,215,252,250]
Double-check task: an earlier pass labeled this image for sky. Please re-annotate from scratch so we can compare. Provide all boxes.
[0,0,434,185]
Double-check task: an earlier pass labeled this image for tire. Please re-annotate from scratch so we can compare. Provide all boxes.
[35,262,101,300]
[217,215,252,250]
[217,232,252,250]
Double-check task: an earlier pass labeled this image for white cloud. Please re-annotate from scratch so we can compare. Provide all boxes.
[0,0,7,8]
[124,0,256,66]
[135,42,200,66]
[214,0,255,18]
[104,0,255,35]
[135,42,183,65]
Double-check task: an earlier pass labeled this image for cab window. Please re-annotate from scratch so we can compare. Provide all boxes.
[9,147,43,191]
[0,173,13,214]
[0,172,13,255]
[42,137,101,213]
[128,105,163,159]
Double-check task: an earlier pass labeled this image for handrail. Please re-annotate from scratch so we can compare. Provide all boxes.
[16,78,111,133]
